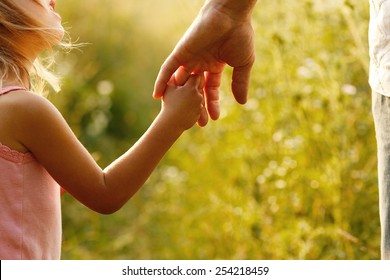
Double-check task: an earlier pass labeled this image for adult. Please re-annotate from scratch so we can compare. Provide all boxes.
[157,0,389,259]
[153,0,257,126]
[370,0,390,260]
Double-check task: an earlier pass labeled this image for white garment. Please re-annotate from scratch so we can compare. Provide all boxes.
[369,0,390,96]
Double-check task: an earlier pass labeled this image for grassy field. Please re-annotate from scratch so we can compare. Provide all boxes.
[54,0,378,259]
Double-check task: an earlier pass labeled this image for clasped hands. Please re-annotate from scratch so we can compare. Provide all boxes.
[153,1,256,127]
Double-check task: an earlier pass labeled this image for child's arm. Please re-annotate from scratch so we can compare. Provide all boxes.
[14,75,203,214]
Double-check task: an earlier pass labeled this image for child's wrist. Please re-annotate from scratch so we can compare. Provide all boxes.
[156,111,186,137]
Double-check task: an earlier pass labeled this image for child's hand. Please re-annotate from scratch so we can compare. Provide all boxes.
[160,74,204,132]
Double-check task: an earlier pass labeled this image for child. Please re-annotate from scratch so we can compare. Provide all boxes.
[0,0,205,260]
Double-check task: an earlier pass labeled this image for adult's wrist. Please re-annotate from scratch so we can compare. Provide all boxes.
[203,0,257,21]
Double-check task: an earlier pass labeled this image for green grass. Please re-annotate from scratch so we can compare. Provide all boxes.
[55,0,378,259]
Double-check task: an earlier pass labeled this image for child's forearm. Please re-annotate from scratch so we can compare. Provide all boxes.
[99,113,183,214]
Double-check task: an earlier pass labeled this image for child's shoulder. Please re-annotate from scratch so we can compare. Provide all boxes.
[0,90,59,129]
[0,90,60,152]
[1,89,45,106]
[0,90,57,116]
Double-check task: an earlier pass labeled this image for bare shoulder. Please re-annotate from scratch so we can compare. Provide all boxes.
[2,91,62,129]
[0,90,55,113]
[0,90,65,152]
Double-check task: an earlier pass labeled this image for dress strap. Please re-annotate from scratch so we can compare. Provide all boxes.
[0,86,26,96]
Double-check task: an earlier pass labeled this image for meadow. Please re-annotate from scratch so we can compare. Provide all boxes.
[54,0,377,259]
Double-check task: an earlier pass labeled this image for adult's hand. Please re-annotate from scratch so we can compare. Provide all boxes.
[153,0,257,121]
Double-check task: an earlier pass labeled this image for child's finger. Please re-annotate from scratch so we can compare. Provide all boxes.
[174,66,191,86]
[185,74,201,88]
[167,75,176,86]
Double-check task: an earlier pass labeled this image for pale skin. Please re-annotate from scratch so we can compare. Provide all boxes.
[0,0,204,214]
[154,0,257,123]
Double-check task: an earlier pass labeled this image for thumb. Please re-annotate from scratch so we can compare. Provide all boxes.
[231,65,252,104]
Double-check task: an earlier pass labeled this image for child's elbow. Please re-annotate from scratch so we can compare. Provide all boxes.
[94,201,124,215]
[88,196,126,215]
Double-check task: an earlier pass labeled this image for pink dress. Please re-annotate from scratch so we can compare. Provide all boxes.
[0,86,62,260]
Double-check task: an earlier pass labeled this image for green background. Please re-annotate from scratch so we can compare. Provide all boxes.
[53,0,377,259]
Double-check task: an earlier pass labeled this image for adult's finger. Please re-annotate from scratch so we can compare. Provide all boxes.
[204,71,222,120]
[153,55,181,99]
[197,76,208,127]
[231,62,253,105]
[197,105,209,127]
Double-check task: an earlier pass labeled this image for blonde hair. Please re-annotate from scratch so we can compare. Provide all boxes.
[0,0,67,94]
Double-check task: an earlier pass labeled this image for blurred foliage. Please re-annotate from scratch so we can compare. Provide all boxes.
[53,0,378,259]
